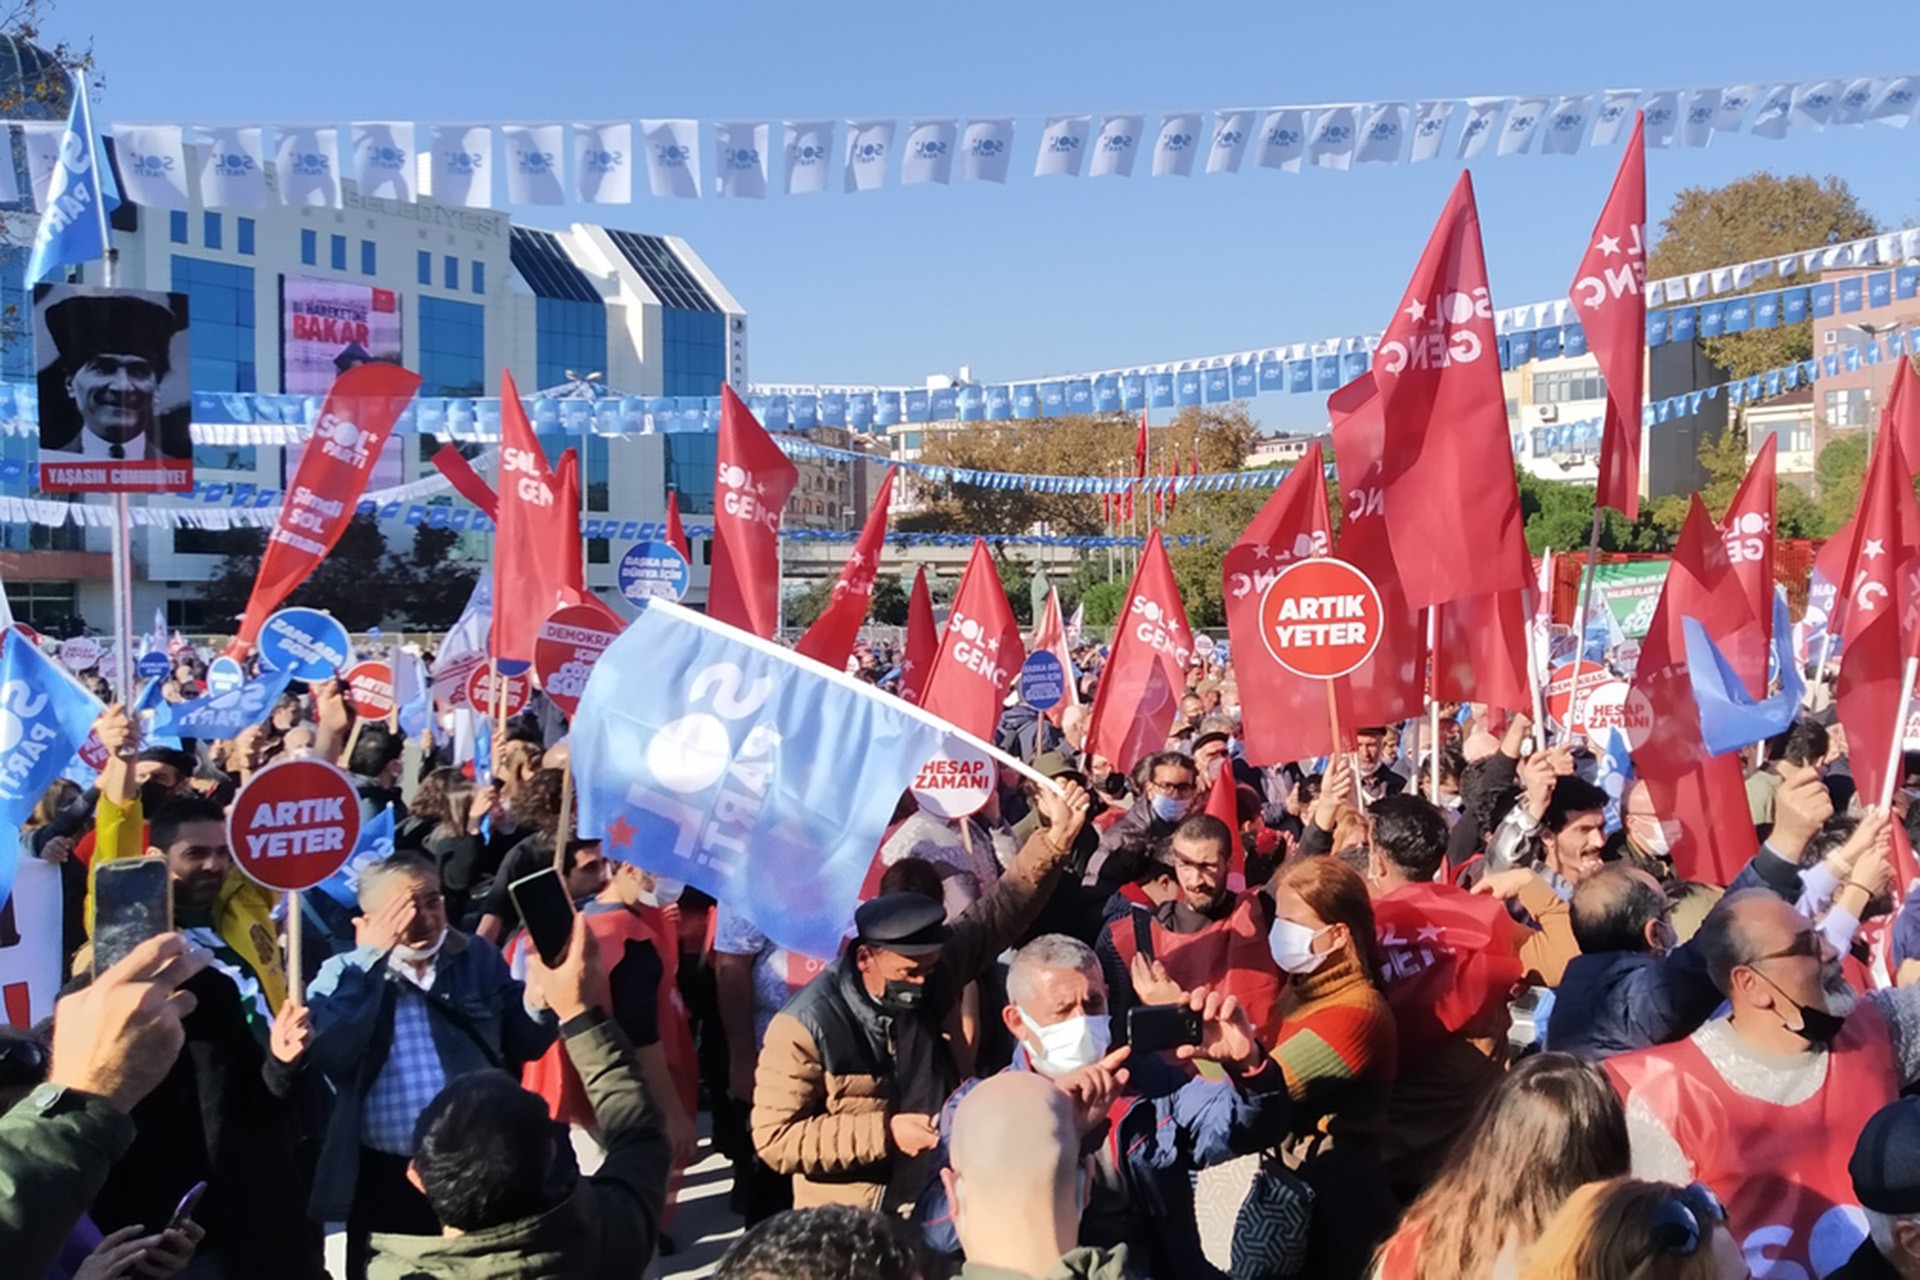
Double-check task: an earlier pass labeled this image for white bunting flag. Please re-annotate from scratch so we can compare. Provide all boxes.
[960,118,1014,182]
[112,124,188,210]
[198,125,267,208]
[21,122,64,207]
[713,121,769,198]
[1589,90,1641,146]
[1090,114,1143,177]
[423,123,491,207]
[1679,89,1720,148]
[1870,76,1919,126]
[641,119,701,198]
[1354,103,1407,165]
[501,124,564,205]
[1714,84,1760,131]
[1791,80,1842,131]
[1748,85,1797,139]
[1496,97,1549,155]
[1539,94,1591,155]
[274,126,340,207]
[1206,109,1254,173]
[1307,106,1357,169]
[843,119,894,193]
[1408,101,1454,162]
[1832,77,1880,126]
[783,120,834,195]
[572,122,633,204]
[1456,98,1506,158]
[1255,107,1307,171]
[351,121,416,200]
[1035,115,1090,177]
[1641,91,1680,146]
[1152,112,1202,177]
[901,119,957,185]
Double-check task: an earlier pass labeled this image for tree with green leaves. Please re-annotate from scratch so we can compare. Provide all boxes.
[201,519,480,633]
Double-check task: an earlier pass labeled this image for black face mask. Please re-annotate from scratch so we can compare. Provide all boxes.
[1100,772,1128,798]
[879,979,926,1015]
[1752,968,1847,1044]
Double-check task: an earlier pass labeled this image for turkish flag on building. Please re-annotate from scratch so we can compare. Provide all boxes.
[1030,585,1080,727]
[898,565,938,706]
[491,371,574,664]
[664,488,690,561]
[1088,535,1194,774]
[796,469,895,670]
[1570,111,1647,521]
[1333,171,1528,609]
[1223,440,1341,765]
[233,363,422,653]
[920,539,1024,742]
[1718,433,1778,698]
[1628,497,1762,884]
[707,386,799,639]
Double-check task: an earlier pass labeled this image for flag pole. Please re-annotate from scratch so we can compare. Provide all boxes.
[1567,507,1606,744]
[1425,609,1441,803]
[285,890,305,1007]
[1879,657,1920,810]
[88,90,137,706]
[552,764,574,875]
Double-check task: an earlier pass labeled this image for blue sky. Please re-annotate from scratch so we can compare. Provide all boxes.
[68,0,1920,432]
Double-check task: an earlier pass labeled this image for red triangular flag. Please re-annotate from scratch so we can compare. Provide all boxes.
[796,469,895,670]
[1335,171,1528,608]
[556,448,585,600]
[1628,497,1760,884]
[708,386,799,639]
[492,371,573,664]
[898,565,938,706]
[1087,535,1194,775]
[1718,433,1778,698]
[1134,410,1149,477]
[1884,355,1920,470]
[921,539,1025,743]
[1030,586,1080,728]
[1571,111,1647,521]
[431,443,500,521]
[664,488,690,562]
[1203,754,1243,887]
[1431,540,1536,714]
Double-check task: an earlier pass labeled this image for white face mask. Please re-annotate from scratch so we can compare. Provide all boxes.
[1267,918,1331,974]
[393,926,449,965]
[1629,816,1672,857]
[1017,1008,1112,1077]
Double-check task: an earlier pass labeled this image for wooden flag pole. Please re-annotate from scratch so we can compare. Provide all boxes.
[285,890,305,1007]
[552,764,574,876]
[1425,610,1441,802]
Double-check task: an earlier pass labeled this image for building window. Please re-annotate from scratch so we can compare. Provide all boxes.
[169,210,188,244]
[300,228,317,266]
[418,250,432,286]
[3,580,78,631]
[1824,388,1870,427]
[659,308,727,398]
[192,443,259,473]
[170,255,257,395]
[203,212,221,250]
[237,217,255,255]
[585,435,609,512]
[1531,368,1607,404]
[664,433,719,512]
[471,260,485,294]
[533,296,607,390]
[587,538,610,565]
[418,296,486,397]
[330,234,347,271]
[443,255,458,290]
[361,241,377,276]
[166,597,211,630]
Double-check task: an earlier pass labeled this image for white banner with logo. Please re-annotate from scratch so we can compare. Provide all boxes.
[113,123,188,209]
[502,124,564,205]
[641,119,700,198]
[351,120,415,201]
[424,123,491,208]
[571,122,632,204]
[713,120,769,199]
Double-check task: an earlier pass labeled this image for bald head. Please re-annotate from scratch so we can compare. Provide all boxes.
[945,1073,1081,1274]
[1569,865,1670,955]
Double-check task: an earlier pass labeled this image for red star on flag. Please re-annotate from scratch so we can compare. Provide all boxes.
[607,814,638,849]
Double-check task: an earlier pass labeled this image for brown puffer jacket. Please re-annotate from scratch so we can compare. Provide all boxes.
[751,828,1070,1210]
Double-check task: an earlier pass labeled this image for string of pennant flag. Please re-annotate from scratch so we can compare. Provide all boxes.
[17,73,1913,214]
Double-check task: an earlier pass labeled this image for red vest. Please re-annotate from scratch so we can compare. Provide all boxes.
[1106,893,1286,1044]
[1606,1007,1898,1278]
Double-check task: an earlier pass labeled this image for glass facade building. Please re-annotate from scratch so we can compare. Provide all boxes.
[418,297,485,397]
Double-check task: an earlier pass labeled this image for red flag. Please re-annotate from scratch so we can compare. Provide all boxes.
[1154,472,1166,521]
[1571,112,1647,521]
[921,539,1025,742]
[1030,586,1081,727]
[708,385,799,639]
[1223,441,1339,765]
[1165,462,1176,515]
[1718,433,1778,698]
[1884,355,1920,467]
[233,363,422,652]
[1835,435,1920,860]
[556,448,585,599]
[1335,171,1527,608]
[664,489,690,562]
[1628,497,1761,884]
[796,469,895,669]
[1374,882,1525,1059]
[1134,410,1148,477]
[492,371,574,664]
[1203,756,1243,885]
[1124,482,1135,523]
[431,444,499,521]
[898,565,938,706]
[1431,543,1535,713]
[1088,535,1194,774]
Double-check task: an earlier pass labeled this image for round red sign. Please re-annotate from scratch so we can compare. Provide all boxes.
[226,758,362,893]
[533,605,624,717]
[1546,660,1615,735]
[910,742,996,819]
[466,665,531,719]
[1255,558,1384,680]
[345,661,397,720]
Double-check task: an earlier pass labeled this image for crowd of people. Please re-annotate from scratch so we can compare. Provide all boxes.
[4,627,1920,1280]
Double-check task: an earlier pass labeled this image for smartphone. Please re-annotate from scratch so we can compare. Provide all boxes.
[509,867,575,967]
[170,1180,208,1228]
[92,858,173,976]
[1127,1004,1204,1054]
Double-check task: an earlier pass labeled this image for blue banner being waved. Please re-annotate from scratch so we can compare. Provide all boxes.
[0,630,104,903]
[150,664,294,739]
[573,600,949,959]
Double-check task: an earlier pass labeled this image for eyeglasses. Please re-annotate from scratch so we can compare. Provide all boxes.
[1151,780,1197,798]
[1747,930,1823,964]
[1648,1182,1727,1257]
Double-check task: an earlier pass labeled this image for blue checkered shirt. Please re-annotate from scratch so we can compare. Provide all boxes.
[361,984,447,1155]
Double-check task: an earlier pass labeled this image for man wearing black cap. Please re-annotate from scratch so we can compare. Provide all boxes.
[39,289,186,462]
[752,779,1092,1213]
[1840,1097,1920,1278]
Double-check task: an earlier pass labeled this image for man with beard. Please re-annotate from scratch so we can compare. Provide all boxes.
[1607,884,1920,1279]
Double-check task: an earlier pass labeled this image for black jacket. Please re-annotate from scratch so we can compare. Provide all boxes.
[1545,940,1721,1060]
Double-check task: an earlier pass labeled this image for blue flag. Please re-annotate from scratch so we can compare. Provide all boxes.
[1683,590,1805,756]
[574,600,950,959]
[150,665,293,739]
[27,71,109,286]
[0,630,104,905]
[1594,724,1635,834]
[316,805,396,911]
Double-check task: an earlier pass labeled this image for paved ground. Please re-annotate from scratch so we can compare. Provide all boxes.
[651,1119,743,1280]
